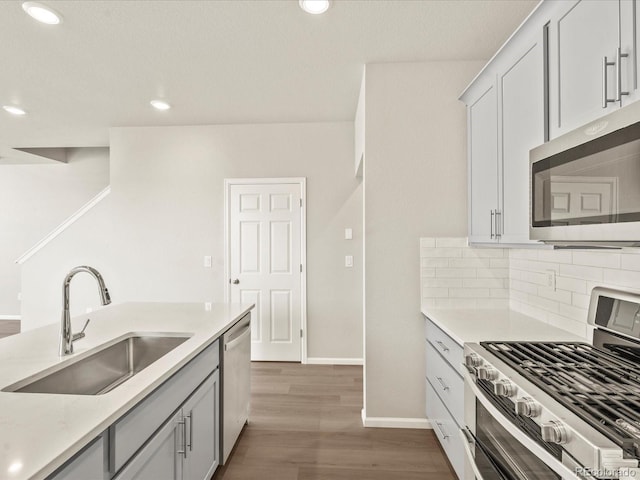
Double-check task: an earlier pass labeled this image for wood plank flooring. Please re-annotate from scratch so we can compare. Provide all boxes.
[0,320,20,339]
[214,362,456,480]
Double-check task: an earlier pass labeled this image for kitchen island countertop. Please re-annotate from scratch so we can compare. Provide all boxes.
[422,306,584,346]
[0,301,253,480]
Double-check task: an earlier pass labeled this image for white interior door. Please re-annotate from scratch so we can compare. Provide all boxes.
[228,181,303,362]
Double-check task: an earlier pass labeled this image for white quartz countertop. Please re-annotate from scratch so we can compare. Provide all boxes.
[0,302,253,480]
[421,306,584,346]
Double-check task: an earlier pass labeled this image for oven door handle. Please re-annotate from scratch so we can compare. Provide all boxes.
[463,368,582,480]
[459,428,487,480]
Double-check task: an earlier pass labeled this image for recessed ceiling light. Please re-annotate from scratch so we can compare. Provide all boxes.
[299,0,330,15]
[22,2,63,25]
[3,106,27,116]
[150,100,171,111]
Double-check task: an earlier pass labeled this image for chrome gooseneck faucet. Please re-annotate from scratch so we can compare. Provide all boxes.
[59,266,111,356]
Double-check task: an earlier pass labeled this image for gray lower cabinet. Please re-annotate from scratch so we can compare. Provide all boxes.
[425,317,465,479]
[115,371,219,480]
[114,411,183,480]
[183,370,220,480]
[47,340,220,480]
[48,435,108,480]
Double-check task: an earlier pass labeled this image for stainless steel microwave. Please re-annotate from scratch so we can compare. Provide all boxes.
[530,101,640,246]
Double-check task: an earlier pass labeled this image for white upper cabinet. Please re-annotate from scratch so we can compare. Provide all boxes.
[500,34,545,244]
[464,26,544,246]
[468,80,499,244]
[549,0,639,138]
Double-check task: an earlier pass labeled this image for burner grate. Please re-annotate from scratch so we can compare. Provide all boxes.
[481,341,640,459]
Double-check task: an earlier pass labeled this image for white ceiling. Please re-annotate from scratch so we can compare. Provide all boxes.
[0,0,537,149]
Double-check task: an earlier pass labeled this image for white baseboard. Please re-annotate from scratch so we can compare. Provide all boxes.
[0,315,20,321]
[361,409,432,429]
[306,357,363,366]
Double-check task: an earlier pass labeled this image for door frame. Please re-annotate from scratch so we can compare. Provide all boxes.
[223,177,308,363]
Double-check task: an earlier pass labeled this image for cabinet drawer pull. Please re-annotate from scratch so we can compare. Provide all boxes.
[435,421,450,440]
[603,56,616,108]
[436,376,449,391]
[435,341,449,353]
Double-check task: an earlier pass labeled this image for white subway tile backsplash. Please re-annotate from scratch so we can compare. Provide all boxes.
[421,247,463,258]
[449,258,492,269]
[572,251,621,269]
[490,288,509,298]
[538,250,572,264]
[422,239,640,341]
[422,278,463,288]
[621,252,640,271]
[490,258,509,268]
[462,249,505,258]
[602,268,640,289]
[421,237,509,308]
[436,268,477,278]
[559,264,604,282]
[435,237,468,248]
[463,278,506,288]
[537,287,572,305]
[572,293,590,309]
[450,288,490,298]
[477,268,509,279]
[555,276,587,294]
[421,258,450,268]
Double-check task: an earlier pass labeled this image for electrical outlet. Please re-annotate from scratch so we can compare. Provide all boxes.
[546,270,556,291]
[204,256,212,268]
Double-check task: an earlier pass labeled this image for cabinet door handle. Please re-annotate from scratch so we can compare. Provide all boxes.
[435,421,450,440]
[495,210,502,239]
[616,47,630,102]
[603,56,616,108]
[435,340,449,353]
[490,210,495,239]
[187,411,193,451]
[177,418,187,458]
[436,376,449,391]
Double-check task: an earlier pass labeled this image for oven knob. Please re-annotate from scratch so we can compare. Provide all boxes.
[493,379,515,397]
[465,353,482,368]
[515,397,541,418]
[541,421,568,445]
[477,366,498,381]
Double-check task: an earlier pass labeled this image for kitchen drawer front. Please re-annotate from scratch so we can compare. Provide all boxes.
[425,318,464,373]
[426,379,464,479]
[112,339,219,473]
[426,340,464,424]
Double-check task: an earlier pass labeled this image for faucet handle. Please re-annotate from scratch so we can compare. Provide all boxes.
[72,318,90,342]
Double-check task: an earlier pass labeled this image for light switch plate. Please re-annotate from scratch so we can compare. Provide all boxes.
[345,255,353,267]
[204,256,212,268]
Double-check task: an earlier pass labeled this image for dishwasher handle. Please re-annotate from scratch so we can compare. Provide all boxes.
[224,325,251,351]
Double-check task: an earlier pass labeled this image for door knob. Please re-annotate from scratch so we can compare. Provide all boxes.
[231,279,240,284]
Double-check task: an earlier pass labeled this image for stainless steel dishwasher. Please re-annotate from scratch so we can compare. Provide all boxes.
[221,313,251,464]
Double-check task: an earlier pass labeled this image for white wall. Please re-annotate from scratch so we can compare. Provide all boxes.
[363,61,484,422]
[510,248,640,339]
[21,123,363,362]
[0,148,109,316]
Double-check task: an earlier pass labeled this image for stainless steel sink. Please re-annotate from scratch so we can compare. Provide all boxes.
[3,334,192,395]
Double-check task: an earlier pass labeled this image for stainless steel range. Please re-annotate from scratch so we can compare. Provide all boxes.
[462,287,640,480]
